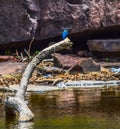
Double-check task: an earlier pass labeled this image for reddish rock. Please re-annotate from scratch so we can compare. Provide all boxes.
[0,56,9,62]
[53,53,81,68]
[0,56,17,62]
[0,62,27,75]
[0,0,38,44]
[69,58,100,73]
[52,53,100,73]
[0,0,120,50]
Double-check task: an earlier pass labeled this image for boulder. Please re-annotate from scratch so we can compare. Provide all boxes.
[0,0,39,44]
[87,39,120,52]
[52,53,81,68]
[68,58,100,73]
[0,0,120,48]
[52,53,100,73]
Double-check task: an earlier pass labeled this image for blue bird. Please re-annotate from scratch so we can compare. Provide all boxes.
[62,28,68,40]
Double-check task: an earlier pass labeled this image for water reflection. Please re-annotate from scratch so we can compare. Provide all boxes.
[5,116,34,129]
[30,89,101,117]
[100,90,120,115]
[18,121,34,129]
[1,88,120,129]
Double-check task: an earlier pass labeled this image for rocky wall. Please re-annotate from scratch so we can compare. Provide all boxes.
[0,0,120,45]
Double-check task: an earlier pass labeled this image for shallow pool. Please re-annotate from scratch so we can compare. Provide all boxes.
[1,88,120,129]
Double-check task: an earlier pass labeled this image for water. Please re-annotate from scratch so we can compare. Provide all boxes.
[1,88,120,129]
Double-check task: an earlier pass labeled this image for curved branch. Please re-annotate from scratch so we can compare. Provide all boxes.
[5,38,73,122]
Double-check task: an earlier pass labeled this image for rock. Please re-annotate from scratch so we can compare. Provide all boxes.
[0,62,27,75]
[0,0,39,44]
[68,58,100,73]
[0,0,120,49]
[52,53,100,73]
[52,53,81,68]
[87,39,120,52]
[0,56,18,62]
[77,50,89,57]
[0,56,11,62]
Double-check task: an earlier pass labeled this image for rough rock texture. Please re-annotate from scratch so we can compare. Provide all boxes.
[69,58,100,73]
[52,53,100,73]
[87,39,120,52]
[53,53,81,68]
[0,0,39,44]
[0,0,120,45]
[0,62,27,75]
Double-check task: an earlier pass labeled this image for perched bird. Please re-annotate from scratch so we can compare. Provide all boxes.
[62,28,68,40]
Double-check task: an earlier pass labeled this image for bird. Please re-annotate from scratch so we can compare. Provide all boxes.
[62,28,68,40]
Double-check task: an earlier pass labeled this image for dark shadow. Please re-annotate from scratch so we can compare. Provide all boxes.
[0,25,120,57]
[5,115,17,129]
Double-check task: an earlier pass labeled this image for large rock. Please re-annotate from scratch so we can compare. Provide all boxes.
[0,0,120,45]
[0,0,39,44]
[52,53,100,73]
[69,58,100,73]
[87,39,120,52]
[53,53,81,68]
